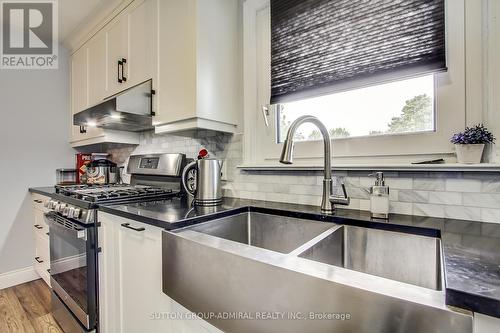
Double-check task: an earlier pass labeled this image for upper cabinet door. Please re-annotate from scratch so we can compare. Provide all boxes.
[70,44,104,143]
[88,31,108,105]
[106,17,129,96]
[128,0,158,87]
[71,47,88,114]
[71,47,88,141]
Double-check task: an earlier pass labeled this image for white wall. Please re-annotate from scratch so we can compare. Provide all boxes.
[0,46,74,274]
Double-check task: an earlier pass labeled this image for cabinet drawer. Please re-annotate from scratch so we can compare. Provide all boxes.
[32,194,50,212]
[33,209,49,239]
[34,233,49,266]
[34,233,50,285]
[34,219,49,239]
[34,260,51,286]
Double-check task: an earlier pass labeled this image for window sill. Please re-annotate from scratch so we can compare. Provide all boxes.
[237,163,500,173]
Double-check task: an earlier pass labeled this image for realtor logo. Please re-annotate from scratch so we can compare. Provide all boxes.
[1,1,58,69]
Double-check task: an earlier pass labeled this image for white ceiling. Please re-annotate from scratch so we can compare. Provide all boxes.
[58,0,118,42]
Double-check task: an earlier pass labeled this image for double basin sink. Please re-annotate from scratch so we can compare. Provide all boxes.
[187,212,440,290]
[162,210,471,333]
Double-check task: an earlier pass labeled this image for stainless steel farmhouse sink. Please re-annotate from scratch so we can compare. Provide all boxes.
[187,212,333,254]
[297,225,441,290]
[162,210,472,333]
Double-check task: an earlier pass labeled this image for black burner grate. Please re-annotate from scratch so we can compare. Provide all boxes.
[56,184,177,203]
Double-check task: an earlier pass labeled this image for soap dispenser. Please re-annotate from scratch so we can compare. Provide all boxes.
[369,172,389,219]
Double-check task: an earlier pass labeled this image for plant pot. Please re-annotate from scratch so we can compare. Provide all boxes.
[455,144,485,164]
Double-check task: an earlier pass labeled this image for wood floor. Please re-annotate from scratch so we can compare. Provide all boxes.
[0,279,63,333]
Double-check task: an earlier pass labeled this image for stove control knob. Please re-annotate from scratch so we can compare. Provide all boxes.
[57,203,67,213]
[48,200,57,210]
[62,206,71,217]
[73,208,82,219]
[67,207,74,218]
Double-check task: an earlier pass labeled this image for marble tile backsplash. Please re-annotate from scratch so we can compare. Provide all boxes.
[107,130,500,224]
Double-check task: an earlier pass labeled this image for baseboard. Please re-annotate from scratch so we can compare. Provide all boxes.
[0,266,39,290]
[52,254,86,272]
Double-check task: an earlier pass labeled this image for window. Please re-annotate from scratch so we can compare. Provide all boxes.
[270,0,446,104]
[243,0,467,166]
[278,75,435,143]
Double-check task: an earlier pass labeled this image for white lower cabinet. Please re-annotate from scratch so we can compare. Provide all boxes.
[31,193,51,286]
[98,213,223,333]
[169,300,225,333]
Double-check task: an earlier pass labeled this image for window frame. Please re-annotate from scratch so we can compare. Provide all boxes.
[243,0,478,167]
[275,74,438,144]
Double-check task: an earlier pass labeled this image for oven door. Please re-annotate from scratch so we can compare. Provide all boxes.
[46,212,97,330]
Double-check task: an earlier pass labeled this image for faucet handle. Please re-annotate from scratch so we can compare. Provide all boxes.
[330,178,350,206]
[330,195,350,206]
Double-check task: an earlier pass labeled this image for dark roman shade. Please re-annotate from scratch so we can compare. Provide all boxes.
[270,0,446,104]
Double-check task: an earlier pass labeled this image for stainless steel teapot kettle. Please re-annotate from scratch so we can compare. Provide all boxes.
[181,158,223,206]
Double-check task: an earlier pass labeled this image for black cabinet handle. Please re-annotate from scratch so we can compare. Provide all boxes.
[150,89,156,116]
[79,126,87,134]
[33,200,42,203]
[35,257,44,263]
[34,224,43,229]
[47,269,51,273]
[46,232,49,236]
[121,58,127,82]
[117,59,123,83]
[121,223,145,232]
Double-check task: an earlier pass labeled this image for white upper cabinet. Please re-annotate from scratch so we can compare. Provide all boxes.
[88,31,108,105]
[128,0,158,88]
[70,43,136,147]
[71,47,105,143]
[69,3,146,147]
[70,46,88,142]
[68,0,239,141]
[154,0,239,133]
[71,47,88,115]
[106,16,129,96]
[105,0,158,97]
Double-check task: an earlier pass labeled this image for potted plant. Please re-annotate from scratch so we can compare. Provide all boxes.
[450,124,496,164]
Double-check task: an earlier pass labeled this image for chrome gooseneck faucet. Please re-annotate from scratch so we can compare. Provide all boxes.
[279,115,350,213]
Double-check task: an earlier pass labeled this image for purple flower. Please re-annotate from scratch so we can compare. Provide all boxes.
[450,124,496,145]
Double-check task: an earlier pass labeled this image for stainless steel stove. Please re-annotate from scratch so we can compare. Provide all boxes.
[45,153,187,333]
[48,154,187,222]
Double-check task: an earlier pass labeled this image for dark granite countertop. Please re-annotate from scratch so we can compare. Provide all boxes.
[100,197,500,318]
[29,186,56,196]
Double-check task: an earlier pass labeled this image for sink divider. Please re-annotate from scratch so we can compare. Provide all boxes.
[288,225,343,257]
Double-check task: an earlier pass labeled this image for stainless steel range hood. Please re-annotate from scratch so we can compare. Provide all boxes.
[74,80,154,132]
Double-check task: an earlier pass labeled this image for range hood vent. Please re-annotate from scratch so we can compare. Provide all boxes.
[74,80,154,132]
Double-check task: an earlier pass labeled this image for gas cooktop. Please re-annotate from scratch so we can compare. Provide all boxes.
[55,184,179,204]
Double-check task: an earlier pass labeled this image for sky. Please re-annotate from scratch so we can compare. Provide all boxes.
[280,75,435,141]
